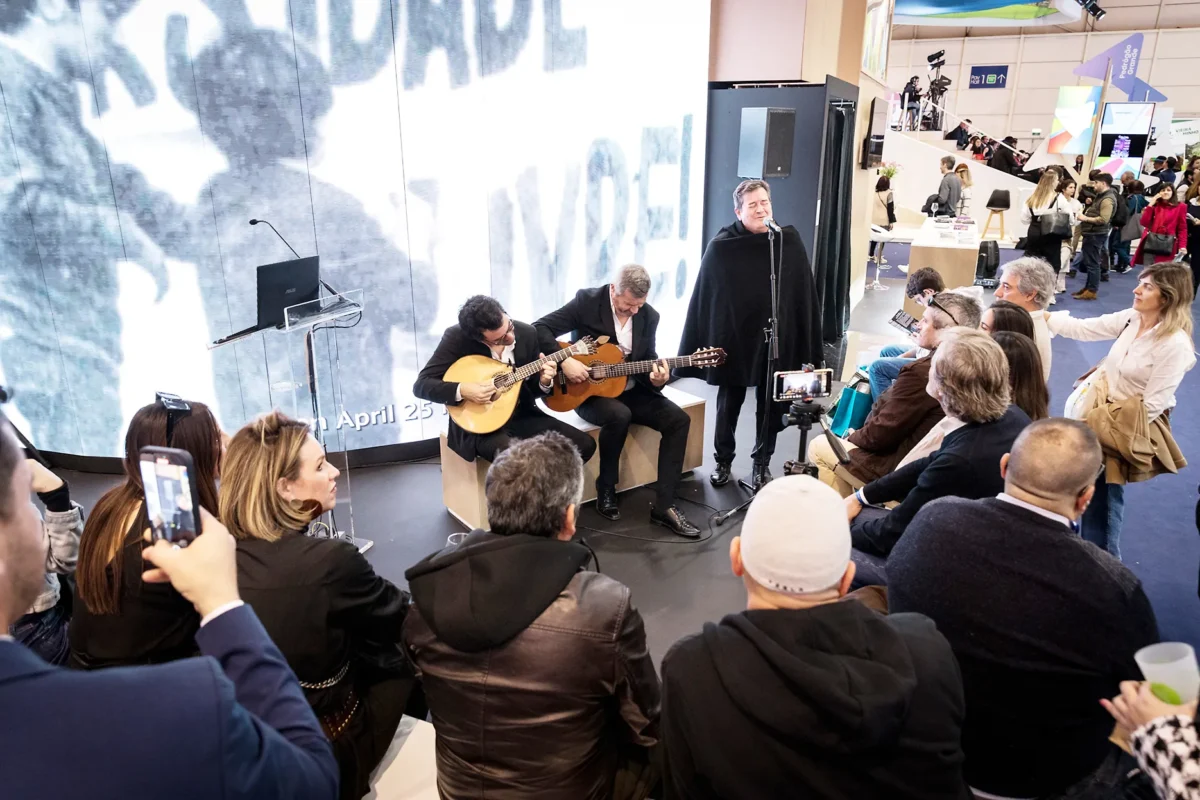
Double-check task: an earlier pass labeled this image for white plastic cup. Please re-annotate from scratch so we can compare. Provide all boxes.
[446,532,468,548]
[1135,642,1200,704]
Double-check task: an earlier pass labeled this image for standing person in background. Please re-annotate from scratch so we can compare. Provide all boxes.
[1074,172,1118,301]
[1046,263,1196,559]
[1059,177,1083,291]
[954,163,973,216]
[924,156,962,217]
[8,459,81,665]
[1021,171,1073,299]
[220,411,421,800]
[870,175,896,265]
[1185,181,1200,296]
[903,76,922,131]
[1133,182,1188,268]
[1074,154,1086,176]
[1114,181,1150,275]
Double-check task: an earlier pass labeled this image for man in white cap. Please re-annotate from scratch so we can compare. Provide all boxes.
[658,476,971,799]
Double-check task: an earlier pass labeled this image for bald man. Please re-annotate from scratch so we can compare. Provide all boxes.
[887,419,1158,799]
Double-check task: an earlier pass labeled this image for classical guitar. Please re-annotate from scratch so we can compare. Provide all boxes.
[544,344,726,413]
[444,337,598,434]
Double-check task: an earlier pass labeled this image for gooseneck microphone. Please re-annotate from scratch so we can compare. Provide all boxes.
[248,218,301,259]
[249,218,342,299]
[764,218,782,233]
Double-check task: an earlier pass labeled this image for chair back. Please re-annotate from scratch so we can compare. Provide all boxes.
[986,189,1011,211]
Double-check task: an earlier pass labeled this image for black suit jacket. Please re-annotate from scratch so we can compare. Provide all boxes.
[856,405,1031,557]
[533,286,661,394]
[3,604,338,800]
[413,319,547,461]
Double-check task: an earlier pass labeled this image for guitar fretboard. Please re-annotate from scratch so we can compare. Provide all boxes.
[598,355,698,378]
[500,343,590,386]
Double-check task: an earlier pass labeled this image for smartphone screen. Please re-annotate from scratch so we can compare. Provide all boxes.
[774,369,833,401]
[890,310,919,336]
[139,446,202,546]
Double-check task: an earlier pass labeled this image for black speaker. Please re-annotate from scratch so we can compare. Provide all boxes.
[737,107,795,179]
[976,240,1000,284]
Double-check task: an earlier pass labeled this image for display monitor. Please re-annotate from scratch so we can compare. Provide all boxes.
[1101,102,1155,135]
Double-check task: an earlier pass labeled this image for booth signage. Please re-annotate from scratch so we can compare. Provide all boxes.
[969,65,1008,88]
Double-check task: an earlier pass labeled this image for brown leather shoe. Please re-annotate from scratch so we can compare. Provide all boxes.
[1072,289,1098,300]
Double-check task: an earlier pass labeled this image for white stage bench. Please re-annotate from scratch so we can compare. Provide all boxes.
[439,385,706,530]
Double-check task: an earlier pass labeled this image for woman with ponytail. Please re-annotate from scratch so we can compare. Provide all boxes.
[220,410,418,800]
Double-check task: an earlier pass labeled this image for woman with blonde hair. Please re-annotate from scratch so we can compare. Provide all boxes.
[69,396,223,668]
[220,411,418,800]
[1046,262,1196,558]
[1021,169,1073,277]
[954,162,973,215]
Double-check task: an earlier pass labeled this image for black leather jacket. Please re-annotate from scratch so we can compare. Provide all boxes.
[403,531,660,799]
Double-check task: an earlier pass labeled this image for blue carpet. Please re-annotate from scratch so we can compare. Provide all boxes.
[875,241,1200,645]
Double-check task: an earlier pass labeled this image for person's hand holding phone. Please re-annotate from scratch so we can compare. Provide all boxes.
[142,507,239,619]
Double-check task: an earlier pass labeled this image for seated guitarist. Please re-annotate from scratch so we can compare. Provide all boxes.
[534,265,699,538]
[414,295,597,464]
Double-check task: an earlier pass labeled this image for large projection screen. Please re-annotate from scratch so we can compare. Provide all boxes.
[0,0,710,457]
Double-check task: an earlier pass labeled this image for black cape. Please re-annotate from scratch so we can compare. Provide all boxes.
[677,221,823,386]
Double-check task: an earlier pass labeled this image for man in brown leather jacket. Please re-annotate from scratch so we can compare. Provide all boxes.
[809,291,981,495]
[403,432,661,800]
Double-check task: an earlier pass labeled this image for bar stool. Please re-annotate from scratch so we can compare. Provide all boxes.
[982,189,1011,240]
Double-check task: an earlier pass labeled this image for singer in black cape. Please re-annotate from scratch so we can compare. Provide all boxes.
[677,220,823,485]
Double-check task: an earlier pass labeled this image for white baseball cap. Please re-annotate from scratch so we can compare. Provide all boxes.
[739,475,851,594]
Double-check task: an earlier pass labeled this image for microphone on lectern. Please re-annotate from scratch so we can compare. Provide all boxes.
[248,218,301,259]
[764,218,782,233]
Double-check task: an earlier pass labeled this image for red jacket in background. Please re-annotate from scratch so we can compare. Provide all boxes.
[1134,201,1188,265]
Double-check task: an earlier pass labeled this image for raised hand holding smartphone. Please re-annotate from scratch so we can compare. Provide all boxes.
[139,446,202,545]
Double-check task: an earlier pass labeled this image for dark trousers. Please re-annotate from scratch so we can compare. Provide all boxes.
[10,604,69,666]
[1024,236,1062,273]
[714,382,780,466]
[575,386,690,509]
[475,407,597,464]
[1082,232,1109,292]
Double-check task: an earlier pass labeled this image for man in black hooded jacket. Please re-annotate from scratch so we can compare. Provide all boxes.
[403,432,660,800]
[660,475,970,800]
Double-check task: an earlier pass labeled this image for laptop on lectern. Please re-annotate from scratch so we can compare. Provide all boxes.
[213,256,320,346]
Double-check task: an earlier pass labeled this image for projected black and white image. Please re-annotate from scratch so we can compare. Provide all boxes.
[0,0,708,456]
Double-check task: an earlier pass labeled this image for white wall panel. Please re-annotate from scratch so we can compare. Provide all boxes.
[1018,62,1086,89]
[1160,6,1200,28]
[961,37,1022,63]
[1021,36,1087,63]
[1149,59,1200,86]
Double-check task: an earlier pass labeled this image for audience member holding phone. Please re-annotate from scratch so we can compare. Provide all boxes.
[7,458,82,665]
[0,413,339,800]
[220,411,419,800]
[69,395,223,669]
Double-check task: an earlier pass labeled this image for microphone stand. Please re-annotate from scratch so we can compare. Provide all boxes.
[717,223,782,524]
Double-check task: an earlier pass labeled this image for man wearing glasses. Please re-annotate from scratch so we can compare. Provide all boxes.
[809,291,981,497]
[414,295,597,465]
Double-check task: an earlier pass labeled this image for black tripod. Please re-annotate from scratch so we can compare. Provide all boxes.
[716,397,851,525]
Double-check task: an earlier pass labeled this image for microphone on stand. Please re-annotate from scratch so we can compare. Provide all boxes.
[248,218,341,299]
[248,218,301,259]
[764,218,783,234]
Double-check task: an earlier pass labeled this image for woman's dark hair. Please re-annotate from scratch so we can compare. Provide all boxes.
[1131,180,1146,195]
[1168,157,1179,170]
[992,332,1049,420]
[1057,177,1076,195]
[77,401,222,615]
[875,176,890,192]
[458,295,506,341]
[1156,182,1180,206]
[985,300,1035,339]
